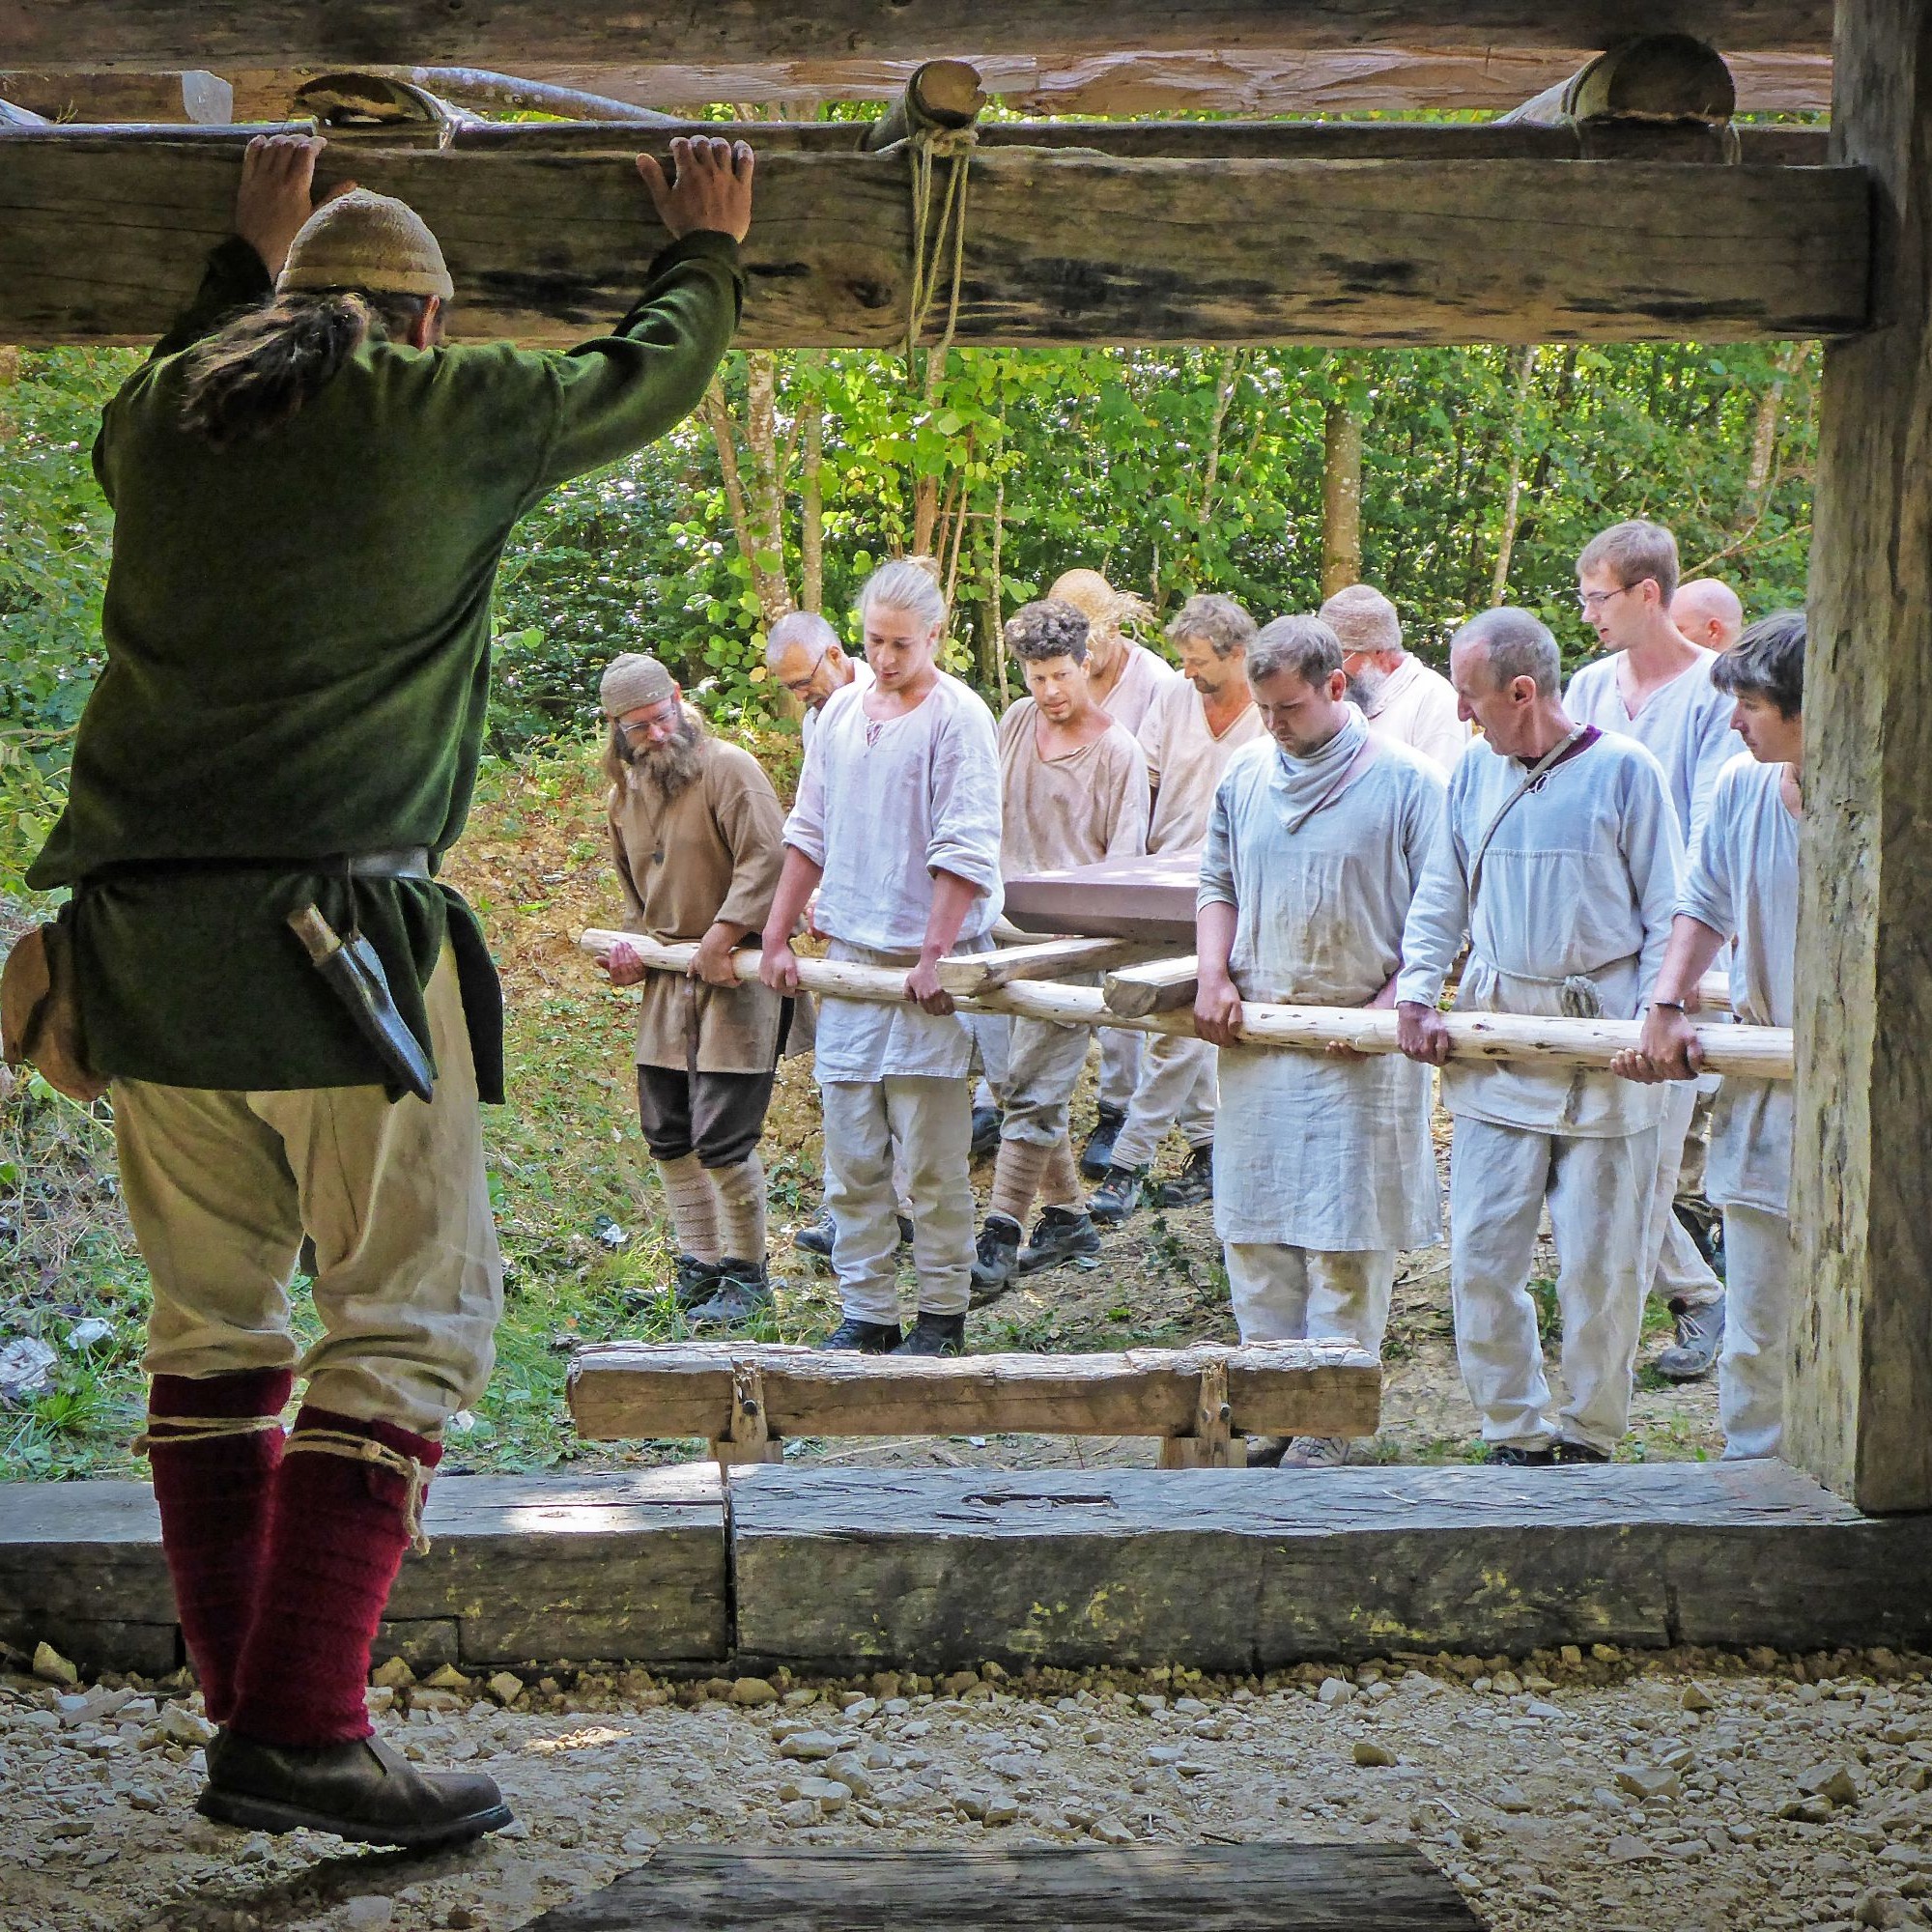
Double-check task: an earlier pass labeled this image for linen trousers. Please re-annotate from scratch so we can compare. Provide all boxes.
[1644,1077,1723,1311]
[1718,1205,1795,1461]
[820,1076,974,1321]
[1003,1014,1098,1149]
[1096,1028,1143,1115]
[1448,1116,1656,1456]
[1107,1035,1218,1172]
[114,950,502,1438]
[1224,1243,1396,1356]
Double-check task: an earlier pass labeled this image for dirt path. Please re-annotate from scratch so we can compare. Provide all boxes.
[3,1645,1918,1932]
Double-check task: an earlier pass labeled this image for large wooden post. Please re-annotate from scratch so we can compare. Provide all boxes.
[1790,0,1932,1513]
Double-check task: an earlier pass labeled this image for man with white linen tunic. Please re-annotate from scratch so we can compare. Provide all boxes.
[1195,616,1445,1469]
[760,559,1003,1356]
[1564,519,1735,1380]
[1398,607,1682,1465]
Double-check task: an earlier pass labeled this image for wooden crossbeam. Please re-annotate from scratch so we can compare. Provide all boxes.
[578,932,1796,1078]
[935,935,1157,997]
[1104,954,1201,1018]
[568,1339,1380,1446]
[0,51,1836,123]
[0,126,1866,348]
[0,4,1837,73]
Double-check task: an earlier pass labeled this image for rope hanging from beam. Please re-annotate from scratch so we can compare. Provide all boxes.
[903,122,977,377]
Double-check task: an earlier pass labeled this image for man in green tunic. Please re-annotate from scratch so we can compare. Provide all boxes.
[24,130,753,1846]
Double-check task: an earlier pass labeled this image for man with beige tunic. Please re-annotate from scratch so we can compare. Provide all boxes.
[1320,582,1468,777]
[971,599,1151,1298]
[1197,617,1445,1467]
[597,654,797,1326]
[1050,567,1180,1175]
[1090,593,1264,1224]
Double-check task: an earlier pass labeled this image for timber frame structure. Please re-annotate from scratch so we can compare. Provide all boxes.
[1,0,1929,1679]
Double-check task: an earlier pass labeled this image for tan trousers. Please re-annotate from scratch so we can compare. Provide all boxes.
[113,951,502,1437]
[1224,1243,1396,1356]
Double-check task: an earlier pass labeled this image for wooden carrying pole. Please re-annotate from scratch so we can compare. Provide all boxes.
[578,931,1795,1081]
[0,128,1867,347]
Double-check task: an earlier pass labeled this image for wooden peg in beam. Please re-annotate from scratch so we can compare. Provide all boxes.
[711,1361,785,1470]
[1157,1359,1238,1468]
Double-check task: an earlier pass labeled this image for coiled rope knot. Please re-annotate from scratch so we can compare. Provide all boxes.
[904,124,979,374]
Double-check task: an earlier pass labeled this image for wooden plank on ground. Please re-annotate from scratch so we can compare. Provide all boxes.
[568,1341,1380,1444]
[727,1460,1932,1674]
[521,1844,1482,1930]
[935,936,1156,997]
[0,136,1870,347]
[0,1469,730,1673]
[1105,954,1201,1017]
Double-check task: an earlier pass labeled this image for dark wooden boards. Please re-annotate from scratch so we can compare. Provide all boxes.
[0,135,1871,348]
[0,4,1838,73]
[0,1468,728,1673]
[727,1460,1932,1675]
[522,1845,1483,1931]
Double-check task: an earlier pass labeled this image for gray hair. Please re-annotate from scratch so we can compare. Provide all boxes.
[1318,583,1403,658]
[765,610,839,670]
[1453,607,1562,698]
[1164,592,1256,660]
[1712,608,1805,719]
[859,555,947,634]
[1249,614,1344,689]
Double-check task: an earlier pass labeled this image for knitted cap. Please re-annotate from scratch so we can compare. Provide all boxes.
[277,188,454,299]
[601,653,677,718]
[1319,583,1403,657]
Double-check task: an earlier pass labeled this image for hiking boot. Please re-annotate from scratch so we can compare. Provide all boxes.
[199,1731,511,1850]
[969,1213,1024,1306]
[1246,1435,1291,1469]
[1079,1106,1127,1180]
[894,1312,967,1356]
[970,1105,1004,1158]
[1673,1198,1725,1279]
[689,1260,778,1329]
[898,1213,916,1248]
[1486,1442,1556,1467]
[1156,1144,1215,1208]
[1554,1440,1611,1464]
[794,1210,835,1259]
[1088,1164,1149,1228]
[1015,1204,1103,1274]
[1281,1435,1351,1468]
[669,1253,721,1311]
[821,1316,903,1353]
[1654,1293,1725,1381]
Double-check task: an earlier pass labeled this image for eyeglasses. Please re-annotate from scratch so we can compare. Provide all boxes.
[779,673,820,697]
[616,705,679,742]
[1577,583,1640,614]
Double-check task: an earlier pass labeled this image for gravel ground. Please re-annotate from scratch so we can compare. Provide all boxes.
[4,1644,1925,1932]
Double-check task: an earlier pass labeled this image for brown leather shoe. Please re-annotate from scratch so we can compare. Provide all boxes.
[200,1730,512,1848]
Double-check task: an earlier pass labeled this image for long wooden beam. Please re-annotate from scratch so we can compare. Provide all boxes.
[580,934,1796,1078]
[0,6,1837,73]
[0,129,1868,349]
[0,52,1836,122]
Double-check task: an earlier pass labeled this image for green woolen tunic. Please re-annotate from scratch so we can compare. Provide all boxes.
[26,228,746,1099]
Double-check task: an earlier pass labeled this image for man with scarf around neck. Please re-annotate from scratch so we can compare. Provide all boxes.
[1397,608,1682,1466]
[1194,616,1446,1468]
[597,653,803,1326]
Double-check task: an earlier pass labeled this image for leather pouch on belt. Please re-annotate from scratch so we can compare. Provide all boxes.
[1,918,109,1104]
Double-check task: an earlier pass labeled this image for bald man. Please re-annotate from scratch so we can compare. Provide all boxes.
[1672,579,1745,654]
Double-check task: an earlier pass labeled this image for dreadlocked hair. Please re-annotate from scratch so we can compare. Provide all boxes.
[178,289,430,448]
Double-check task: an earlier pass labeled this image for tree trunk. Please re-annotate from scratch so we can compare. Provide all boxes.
[1743,339,1808,519]
[799,383,824,614]
[741,352,795,628]
[1321,384,1364,596]
[1490,344,1540,603]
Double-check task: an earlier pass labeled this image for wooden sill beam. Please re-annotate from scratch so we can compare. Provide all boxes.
[1105,954,1202,1018]
[567,1339,1380,1444]
[0,4,1836,74]
[936,935,1160,997]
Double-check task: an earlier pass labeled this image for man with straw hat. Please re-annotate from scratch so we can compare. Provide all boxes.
[16,130,753,1847]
